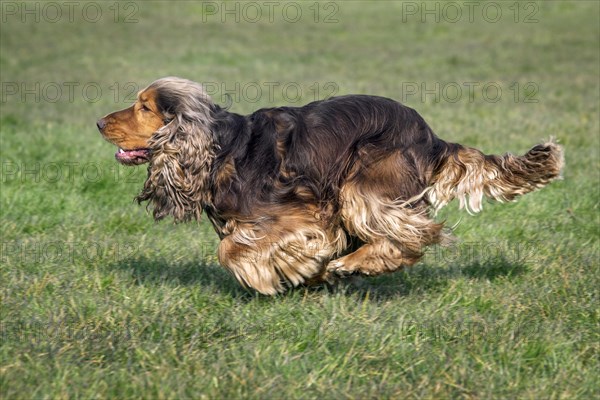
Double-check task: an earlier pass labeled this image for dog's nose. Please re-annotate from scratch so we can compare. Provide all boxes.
[96,118,106,131]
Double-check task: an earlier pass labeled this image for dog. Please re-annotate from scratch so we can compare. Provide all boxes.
[97,77,563,295]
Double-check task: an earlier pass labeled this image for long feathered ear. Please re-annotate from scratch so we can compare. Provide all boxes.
[136,79,216,222]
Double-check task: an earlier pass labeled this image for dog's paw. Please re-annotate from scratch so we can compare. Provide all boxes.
[325,259,358,278]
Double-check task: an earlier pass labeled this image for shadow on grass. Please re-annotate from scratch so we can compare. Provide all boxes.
[108,254,529,300]
[341,257,529,300]
[108,256,250,298]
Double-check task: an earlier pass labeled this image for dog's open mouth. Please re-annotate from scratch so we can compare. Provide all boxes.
[115,148,151,166]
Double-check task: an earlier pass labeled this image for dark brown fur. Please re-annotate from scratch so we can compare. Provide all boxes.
[97,77,563,295]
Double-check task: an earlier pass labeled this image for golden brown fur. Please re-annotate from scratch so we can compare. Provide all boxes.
[97,77,564,295]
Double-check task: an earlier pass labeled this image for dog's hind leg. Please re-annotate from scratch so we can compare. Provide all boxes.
[326,240,416,278]
[326,177,445,279]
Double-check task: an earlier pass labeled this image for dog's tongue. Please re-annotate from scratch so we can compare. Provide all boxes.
[115,148,150,165]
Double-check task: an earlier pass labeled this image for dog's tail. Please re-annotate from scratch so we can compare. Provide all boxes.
[427,140,564,214]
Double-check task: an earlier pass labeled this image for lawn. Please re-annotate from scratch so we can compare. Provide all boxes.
[1,1,599,398]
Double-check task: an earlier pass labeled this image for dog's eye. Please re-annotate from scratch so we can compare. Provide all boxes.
[140,104,150,112]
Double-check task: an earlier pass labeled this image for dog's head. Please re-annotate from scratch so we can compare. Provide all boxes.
[97,77,214,166]
[97,77,217,221]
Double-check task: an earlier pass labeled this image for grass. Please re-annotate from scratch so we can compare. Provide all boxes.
[1,1,599,398]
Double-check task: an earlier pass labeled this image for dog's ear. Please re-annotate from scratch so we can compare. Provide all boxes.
[136,114,215,222]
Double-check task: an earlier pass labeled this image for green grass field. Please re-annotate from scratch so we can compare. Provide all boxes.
[1,1,599,398]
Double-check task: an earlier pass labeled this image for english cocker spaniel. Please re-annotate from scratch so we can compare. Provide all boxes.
[97,77,563,295]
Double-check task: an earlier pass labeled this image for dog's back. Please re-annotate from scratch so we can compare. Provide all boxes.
[211,95,451,213]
